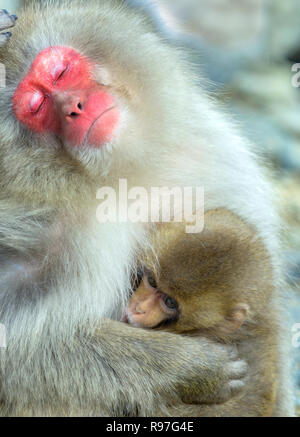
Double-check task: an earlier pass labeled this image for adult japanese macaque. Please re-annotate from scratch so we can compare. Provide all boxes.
[125,209,281,416]
[0,1,293,417]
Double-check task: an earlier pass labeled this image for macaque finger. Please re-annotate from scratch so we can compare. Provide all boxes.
[215,359,248,403]
[0,32,11,47]
[228,359,248,380]
[0,10,17,31]
[0,10,17,47]
[225,379,246,399]
[210,346,248,404]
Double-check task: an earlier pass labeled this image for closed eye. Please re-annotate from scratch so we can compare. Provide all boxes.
[33,99,45,114]
[54,64,69,84]
[30,93,45,115]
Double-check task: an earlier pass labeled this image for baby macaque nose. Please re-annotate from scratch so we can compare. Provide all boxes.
[134,302,146,314]
[135,296,156,314]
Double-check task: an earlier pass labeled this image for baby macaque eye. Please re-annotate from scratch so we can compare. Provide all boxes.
[163,295,178,311]
[147,275,157,289]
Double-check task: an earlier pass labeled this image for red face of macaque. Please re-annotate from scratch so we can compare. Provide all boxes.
[125,275,179,329]
[13,46,119,148]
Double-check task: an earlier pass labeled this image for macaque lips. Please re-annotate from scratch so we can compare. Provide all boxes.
[13,46,119,148]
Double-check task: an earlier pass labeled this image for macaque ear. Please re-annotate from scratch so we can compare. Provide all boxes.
[220,303,249,335]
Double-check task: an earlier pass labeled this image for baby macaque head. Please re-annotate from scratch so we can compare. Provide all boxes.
[125,209,273,336]
[125,270,249,335]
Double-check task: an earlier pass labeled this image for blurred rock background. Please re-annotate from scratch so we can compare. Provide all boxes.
[1,0,300,415]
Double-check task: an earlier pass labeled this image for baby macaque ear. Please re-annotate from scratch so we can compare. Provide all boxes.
[220,303,249,335]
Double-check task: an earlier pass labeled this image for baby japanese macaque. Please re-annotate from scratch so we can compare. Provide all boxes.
[126,274,248,338]
[126,209,271,341]
[124,210,287,416]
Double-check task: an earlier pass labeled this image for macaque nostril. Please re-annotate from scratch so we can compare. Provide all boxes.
[135,303,145,314]
[67,102,83,118]
[68,103,83,117]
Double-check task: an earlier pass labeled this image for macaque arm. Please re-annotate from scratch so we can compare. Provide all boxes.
[83,320,247,413]
[2,318,247,416]
[0,10,17,46]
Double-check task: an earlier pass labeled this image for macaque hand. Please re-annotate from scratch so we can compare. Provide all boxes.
[0,10,17,47]
[178,338,248,405]
[97,321,247,412]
